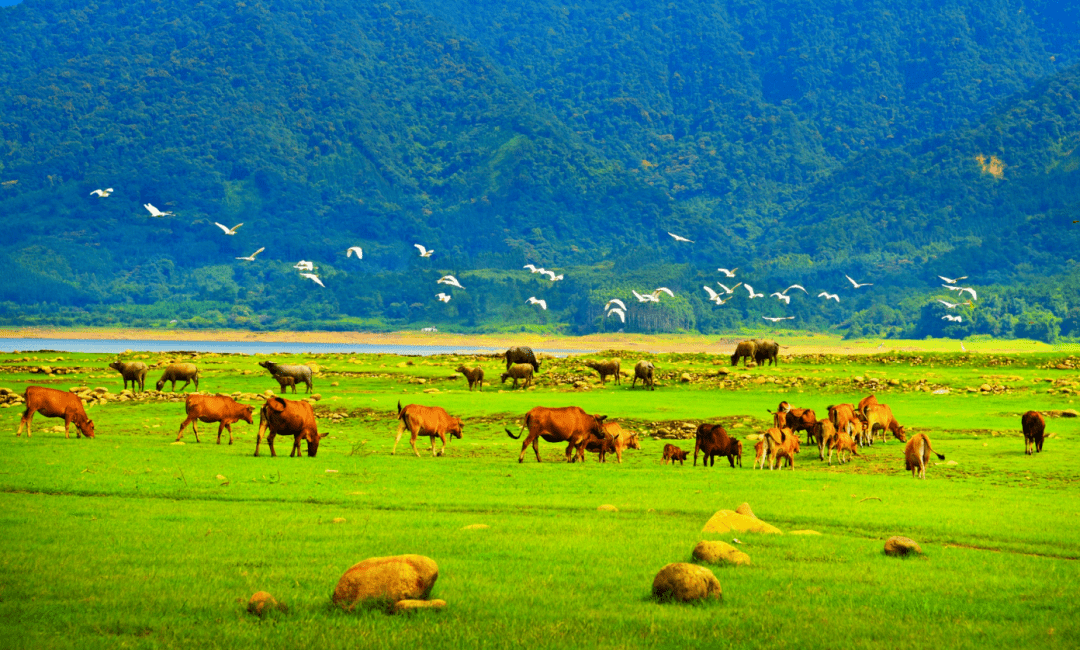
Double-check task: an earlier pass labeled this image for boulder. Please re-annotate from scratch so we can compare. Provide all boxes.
[680,373,692,383]
[333,555,439,609]
[702,510,781,534]
[247,591,286,617]
[392,599,446,614]
[692,541,750,566]
[735,503,756,519]
[884,536,923,557]
[652,563,722,602]
[1062,409,1079,418]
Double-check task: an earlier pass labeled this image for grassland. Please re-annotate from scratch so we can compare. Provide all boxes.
[0,346,1078,649]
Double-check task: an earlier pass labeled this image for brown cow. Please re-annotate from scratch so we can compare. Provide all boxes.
[770,401,817,445]
[177,394,253,444]
[862,403,907,444]
[1021,411,1045,455]
[813,419,838,461]
[662,444,688,465]
[581,422,639,463]
[632,360,655,390]
[827,426,859,465]
[17,386,95,439]
[694,423,741,468]
[759,427,798,470]
[455,365,485,391]
[394,401,463,457]
[501,363,534,389]
[857,394,879,412]
[827,404,857,437]
[904,433,944,479]
[584,359,621,385]
[753,439,768,470]
[255,396,323,458]
[506,406,607,463]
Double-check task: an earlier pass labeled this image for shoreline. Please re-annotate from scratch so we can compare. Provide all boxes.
[0,326,1073,355]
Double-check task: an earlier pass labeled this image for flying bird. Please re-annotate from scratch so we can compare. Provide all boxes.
[938,299,960,308]
[143,203,173,217]
[769,292,791,305]
[607,307,626,323]
[90,188,113,198]
[540,270,564,282]
[763,316,795,322]
[845,274,872,289]
[782,284,808,294]
[818,292,840,302]
[347,247,363,259]
[523,264,539,273]
[437,275,464,289]
[605,299,627,312]
[526,297,547,310]
[938,275,968,285]
[956,287,977,300]
[717,282,742,294]
[294,261,315,272]
[652,287,675,298]
[744,284,764,299]
[414,244,434,257]
[300,273,324,288]
[942,314,963,322]
[717,268,738,278]
[235,247,265,262]
[632,290,660,303]
[436,293,451,303]
[214,222,243,236]
[703,286,720,301]
[668,232,694,243]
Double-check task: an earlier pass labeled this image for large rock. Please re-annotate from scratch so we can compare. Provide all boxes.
[247,591,286,617]
[652,563,722,602]
[333,555,439,609]
[884,536,923,557]
[703,510,781,534]
[692,541,750,566]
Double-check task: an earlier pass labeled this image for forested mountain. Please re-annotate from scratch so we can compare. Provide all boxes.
[0,0,1077,339]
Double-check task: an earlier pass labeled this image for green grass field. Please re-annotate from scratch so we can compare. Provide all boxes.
[1,348,1078,649]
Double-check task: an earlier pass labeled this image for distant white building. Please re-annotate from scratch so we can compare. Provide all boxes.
[421,327,438,333]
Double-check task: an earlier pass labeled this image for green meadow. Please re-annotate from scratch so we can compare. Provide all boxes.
[0,348,1078,649]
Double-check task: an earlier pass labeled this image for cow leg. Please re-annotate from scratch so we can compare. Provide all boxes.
[177,415,196,441]
[564,441,576,462]
[268,433,277,457]
[217,422,226,445]
[64,413,72,439]
[437,433,447,457]
[532,436,542,462]
[410,431,421,458]
[18,408,36,437]
[392,421,408,455]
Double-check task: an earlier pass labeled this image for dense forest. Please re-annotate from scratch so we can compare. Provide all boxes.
[0,0,1078,340]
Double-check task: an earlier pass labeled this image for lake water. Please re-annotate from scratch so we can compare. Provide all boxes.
[0,337,590,357]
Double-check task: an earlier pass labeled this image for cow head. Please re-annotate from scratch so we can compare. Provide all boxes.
[500,372,511,384]
[590,414,608,436]
[768,409,786,429]
[730,352,740,366]
[77,416,96,439]
[155,378,166,391]
[450,417,463,440]
[108,361,124,373]
[240,405,254,425]
[258,360,275,371]
[892,425,907,443]
[627,433,641,450]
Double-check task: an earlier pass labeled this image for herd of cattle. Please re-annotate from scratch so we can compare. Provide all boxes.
[10,346,1052,477]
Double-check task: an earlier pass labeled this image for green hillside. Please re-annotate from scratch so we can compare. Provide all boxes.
[0,0,1078,338]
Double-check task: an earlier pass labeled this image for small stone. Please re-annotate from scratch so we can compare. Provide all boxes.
[332,517,347,523]
[888,378,900,386]
[597,504,618,512]
[247,591,286,617]
[945,460,958,465]
[462,524,489,530]
[215,474,226,480]
[333,555,439,610]
[392,599,446,614]
[310,393,322,401]
[171,441,185,446]
[331,382,340,387]
[423,388,439,393]
[703,510,781,534]
[652,563,722,602]
[692,541,750,566]
[980,384,992,392]
[680,373,692,383]
[789,530,821,535]
[884,536,922,557]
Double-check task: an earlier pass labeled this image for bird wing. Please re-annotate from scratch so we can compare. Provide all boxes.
[938,275,954,284]
[959,287,977,300]
[784,284,807,294]
[655,287,674,297]
[942,284,961,292]
[703,286,719,300]
[231,223,243,232]
[524,264,536,272]
[538,300,547,310]
[744,284,755,296]
[414,244,427,254]
[613,310,625,322]
[845,275,858,287]
[90,190,101,196]
[144,203,158,215]
[937,300,956,308]
[215,223,231,233]
[632,290,646,302]
[608,299,626,311]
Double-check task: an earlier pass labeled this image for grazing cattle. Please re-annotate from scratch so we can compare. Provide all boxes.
[504,346,541,372]
[156,363,200,392]
[258,361,313,394]
[827,427,860,465]
[584,359,621,385]
[753,339,780,367]
[662,444,688,465]
[847,418,868,447]
[455,365,485,391]
[693,423,742,468]
[500,363,534,389]
[813,419,839,461]
[581,422,639,463]
[857,394,879,413]
[770,401,818,444]
[17,386,95,439]
[1021,411,1046,455]
[394,401,463,457]
[731,340,757,367]
[827,403,857,438]
[862,403,907,444]
[753,439,767,470]
[275,375,297,393]
[632,360,655,390]
[506,406,607,463]
[108,360,149,393]
[255,396,323,458]
[904,433,944,479]
[177,394,253,444]
[759,427,798,470]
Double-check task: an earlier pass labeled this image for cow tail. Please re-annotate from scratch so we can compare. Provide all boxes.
[505,413,527,440]
[397,400,403,418]
[926,437,945,460]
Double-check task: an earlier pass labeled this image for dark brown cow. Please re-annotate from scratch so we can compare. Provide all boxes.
[693,423,741,468]
[1021,411,1046,455]
[731,340,757,367]
[455,365,485,391]
[17,386,95,439]
[177,394,253,444]
[255,396,323,458]
[394,401,463,457]
[506,406,607,463]
[862,403,907,444]
[662,444,688,465]
[770,401,817,444]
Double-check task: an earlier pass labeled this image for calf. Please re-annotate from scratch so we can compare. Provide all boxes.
[255,396,323,458]
[17,386,95,439]
[500,363,534,389]
[581,422,639,463]
[177,394,253,444]
[753,439,768,470]
[506,406,607,463]
[1021,411,1045,455]
[694,423,742,468]
[904,433,944,479]
[583,359,621,385]
[770,402,817,445]
[862,403,907,444]
[813,419,839,461]
[455,365,484,391]
[827,427,859,465]
[760,427,798,470]
[632,360,655,390]
[258,360,313,393]
[394,401,463,457]
[108,360,149,393]
[156,363,200,392]
[662,444,688,465]
[275,375,297,393]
